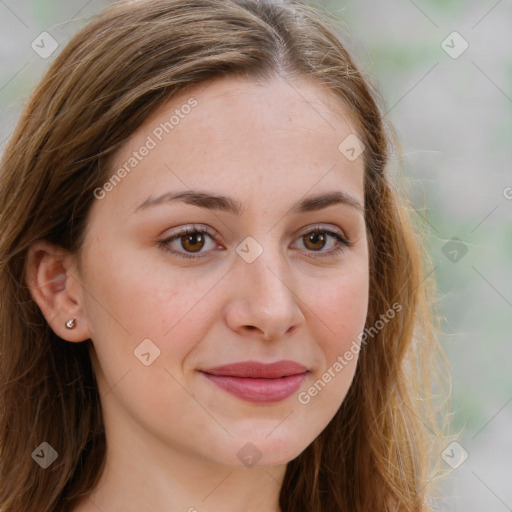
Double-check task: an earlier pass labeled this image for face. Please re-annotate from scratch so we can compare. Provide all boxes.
[78,75,369,468]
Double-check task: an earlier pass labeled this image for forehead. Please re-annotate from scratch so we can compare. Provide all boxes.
[164,74,362,151]
[178,74,358,125]
[101,75,365,215]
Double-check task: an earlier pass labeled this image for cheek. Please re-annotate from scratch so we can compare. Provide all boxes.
[311,264,369,347]
[83,245,226,381]
[296,270,368,423]
[83,251,222,431]
[85,241,208,331]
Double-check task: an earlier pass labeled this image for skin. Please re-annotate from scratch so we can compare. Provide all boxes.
[26,75,369,512]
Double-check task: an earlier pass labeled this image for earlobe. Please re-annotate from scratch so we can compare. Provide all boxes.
[25,240,90,342]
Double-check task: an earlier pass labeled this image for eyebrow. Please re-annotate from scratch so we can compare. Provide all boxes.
[133,189,364,216]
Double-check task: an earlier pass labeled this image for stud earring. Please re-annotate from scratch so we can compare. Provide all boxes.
[65,318,76,329]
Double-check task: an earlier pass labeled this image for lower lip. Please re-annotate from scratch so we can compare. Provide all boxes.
[201,372,308,403]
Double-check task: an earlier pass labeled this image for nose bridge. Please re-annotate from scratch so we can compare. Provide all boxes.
[227,232,304,339]
[249,250,290,301]
[238,228,290,286]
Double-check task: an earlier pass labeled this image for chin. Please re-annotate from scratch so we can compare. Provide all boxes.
[213,426,316,469]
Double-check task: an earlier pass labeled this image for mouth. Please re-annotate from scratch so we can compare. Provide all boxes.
[199,360,309,403]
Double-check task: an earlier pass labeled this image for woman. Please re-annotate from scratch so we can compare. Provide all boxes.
[0,0,451,511]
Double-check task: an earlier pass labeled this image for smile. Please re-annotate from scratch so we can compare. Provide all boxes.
[199,360,309,403]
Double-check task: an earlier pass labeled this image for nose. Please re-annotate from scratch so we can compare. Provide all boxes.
[224,247,305,341]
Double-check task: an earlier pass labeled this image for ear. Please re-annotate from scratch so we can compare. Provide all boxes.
[25,239,91,342]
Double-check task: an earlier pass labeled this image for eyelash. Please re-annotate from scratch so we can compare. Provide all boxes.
[158,224,351,260]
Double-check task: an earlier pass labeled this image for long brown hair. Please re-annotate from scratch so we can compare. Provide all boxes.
[0,1,451,510]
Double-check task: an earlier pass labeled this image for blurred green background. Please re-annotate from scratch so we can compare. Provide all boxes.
[1,1,511,510]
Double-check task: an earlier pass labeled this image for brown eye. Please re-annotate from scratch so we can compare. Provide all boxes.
[159,225,349,261]
[293,227,350,259]
[303,231,328,251]
[180,232,206,253]
[159,226,218,260]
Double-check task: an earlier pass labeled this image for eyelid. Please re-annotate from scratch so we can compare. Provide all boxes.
[158,223,351,260]
[296,224,349,243]
[157,224,220,260]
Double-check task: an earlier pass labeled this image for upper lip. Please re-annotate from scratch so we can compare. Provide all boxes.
[200,360,308,378]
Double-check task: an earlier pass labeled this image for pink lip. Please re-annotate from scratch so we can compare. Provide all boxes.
[200,360,309,403]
